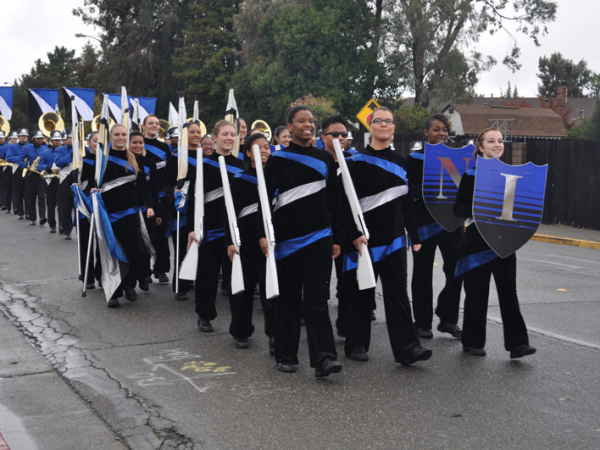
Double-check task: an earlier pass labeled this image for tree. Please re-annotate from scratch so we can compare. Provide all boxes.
[583,102,600,140]
[537,52,592,97]
[589,73,600,98]
[73,0,190,117]
[232,0,388,125]
[174,0,241,122]
[383,0,557,107]
[393,104,431,133]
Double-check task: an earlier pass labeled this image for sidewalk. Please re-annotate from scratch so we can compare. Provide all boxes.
[0,309,125,450]
[533,224,600,249]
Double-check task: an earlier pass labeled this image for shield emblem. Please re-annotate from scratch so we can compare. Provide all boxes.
[423,142,476,231]
[473,158,548,258]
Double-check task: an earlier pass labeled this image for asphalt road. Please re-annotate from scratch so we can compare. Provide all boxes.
[0,210,599,450]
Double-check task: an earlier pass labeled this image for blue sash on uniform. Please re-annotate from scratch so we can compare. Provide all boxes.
[203,158,243,175]
[109,206,140,223]
[272,151,328,180]
[234,172,258,185]
[454,249,498,277]
[145,144,167,161]
[351,154,408,184]
[275,228,332,261]
[343,235,406,272]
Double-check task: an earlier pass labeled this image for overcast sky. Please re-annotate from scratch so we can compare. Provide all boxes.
[3,0,599,101]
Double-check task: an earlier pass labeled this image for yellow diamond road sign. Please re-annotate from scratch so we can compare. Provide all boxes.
[356,98,381,131]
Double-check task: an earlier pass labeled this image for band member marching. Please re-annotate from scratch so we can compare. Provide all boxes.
[141,115,172,284]
[91,125,154,307]
[453,127,536,358]
[407,115,463,339]
[38,131,64,233]
[6,128,30,220]
[187,120,244,330]
[256,105,342,378]
[54,129,75,239]
[225,133,275,350]
[342,107,433,365]
[23,130,49,226]
[0,131,10,212]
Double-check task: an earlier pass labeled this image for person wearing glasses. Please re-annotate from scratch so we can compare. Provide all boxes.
[201,134,216,157]
[341,107,432,365]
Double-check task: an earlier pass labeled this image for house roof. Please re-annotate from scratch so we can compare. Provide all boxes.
[442,104,567,138]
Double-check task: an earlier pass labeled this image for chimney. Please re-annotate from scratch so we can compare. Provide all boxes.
[580,110,584,120]
[557,82,567,105]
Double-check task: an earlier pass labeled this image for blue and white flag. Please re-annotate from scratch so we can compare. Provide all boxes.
[107,94,156,124]
[91,192,130,302]
[0,86,13,120]
[136,97,156,122]
[63,87,95,121]
[28,89,59,122]
[72,185,92,220]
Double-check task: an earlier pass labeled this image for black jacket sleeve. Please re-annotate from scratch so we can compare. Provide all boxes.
[453,173,475,219]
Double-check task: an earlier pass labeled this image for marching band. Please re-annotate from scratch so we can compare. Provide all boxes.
[0,90,540,378]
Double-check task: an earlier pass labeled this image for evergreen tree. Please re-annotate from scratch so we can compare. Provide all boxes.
[537,52,592,97]
[174,0,241,123]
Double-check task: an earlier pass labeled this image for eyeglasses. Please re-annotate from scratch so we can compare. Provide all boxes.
[371,118,394,125]
[323,131,349,138]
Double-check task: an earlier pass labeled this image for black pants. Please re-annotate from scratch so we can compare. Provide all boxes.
[152,217,170,275]
[274,237,338,367]
[0,168,5,206]
[461,253,529,351]
[171,222,191,293]
[78,216,102,284]
[194,235,226,320]
[25,174,46,222]
[229,242,275,339]
[1,168,12,211]
[334,255,353,336]
[345,248,420,361]
[45,178,59,228]
[411,228,463,329]
[59,180,74,235]
[12,167,25,216]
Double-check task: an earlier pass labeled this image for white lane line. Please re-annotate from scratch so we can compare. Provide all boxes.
[488,315,600,351]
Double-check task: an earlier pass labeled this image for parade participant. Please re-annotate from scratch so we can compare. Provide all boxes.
[238,118,248,146]
[226,133,275,349]
[54,129,75,239]
[0,131,8,210]
[2,131,19,214]
[318,113,354,338]
[70,131,101,289]
[39,131,63,233]
[407,115,463,339]
[92,124,153,307]
[165,122,202,299]
[342,107,432,365]
[168,127,179,154]
[201,134,215,157]
[142,114,171,284]
[23,130,49,226]
[186,120,244,329]
[255,105,342,377]
[6,128,30,219]
[270,126,291,151]
[453,127,536,358]
[129,130,162,286]
[344,132,358,155]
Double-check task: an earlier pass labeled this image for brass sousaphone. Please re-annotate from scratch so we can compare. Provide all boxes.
[251,120,272,141]
[92,115,116,132]
[186,117,207,136]
[39,112,65,138]
[159,119,171,141]
[0,115,10,135]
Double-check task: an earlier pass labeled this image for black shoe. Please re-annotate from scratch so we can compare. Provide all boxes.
[30,220,36,225]
[197,318,213,332]
[39,218,47,226]
[49,227,56,233]
[415,327,433,339]
[269,336,275,356]
[59,227,64,234]
[145,276,153,284]
[139,280,150,292]
[437,321,462,339]
[462,346,486,356]
[234,338,250,349]
[86,283,95,290]
[348,347,369,362]
[18,215,23,220]
[371,311,376,321]
[175,292,188,301]
[398,345,433,365]
[157,273,169,284]
[107,298,119,308]
[315,359,342,378]
[64,234,72,240]
[5,209,11,214]
[0,206,5,211]
[277,362,297,373]
[124,285,137,302]
[510,344,536,359]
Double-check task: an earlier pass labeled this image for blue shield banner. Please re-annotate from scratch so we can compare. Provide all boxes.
[423,142,476,231]
[473,158,548,258]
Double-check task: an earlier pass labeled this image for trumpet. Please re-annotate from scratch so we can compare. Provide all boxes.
[0,159,13,168]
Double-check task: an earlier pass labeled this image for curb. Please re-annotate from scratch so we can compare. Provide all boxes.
[532,234,600,250]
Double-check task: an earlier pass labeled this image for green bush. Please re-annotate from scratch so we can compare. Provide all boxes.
[393,104,431,133]
[291,94,337,122]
